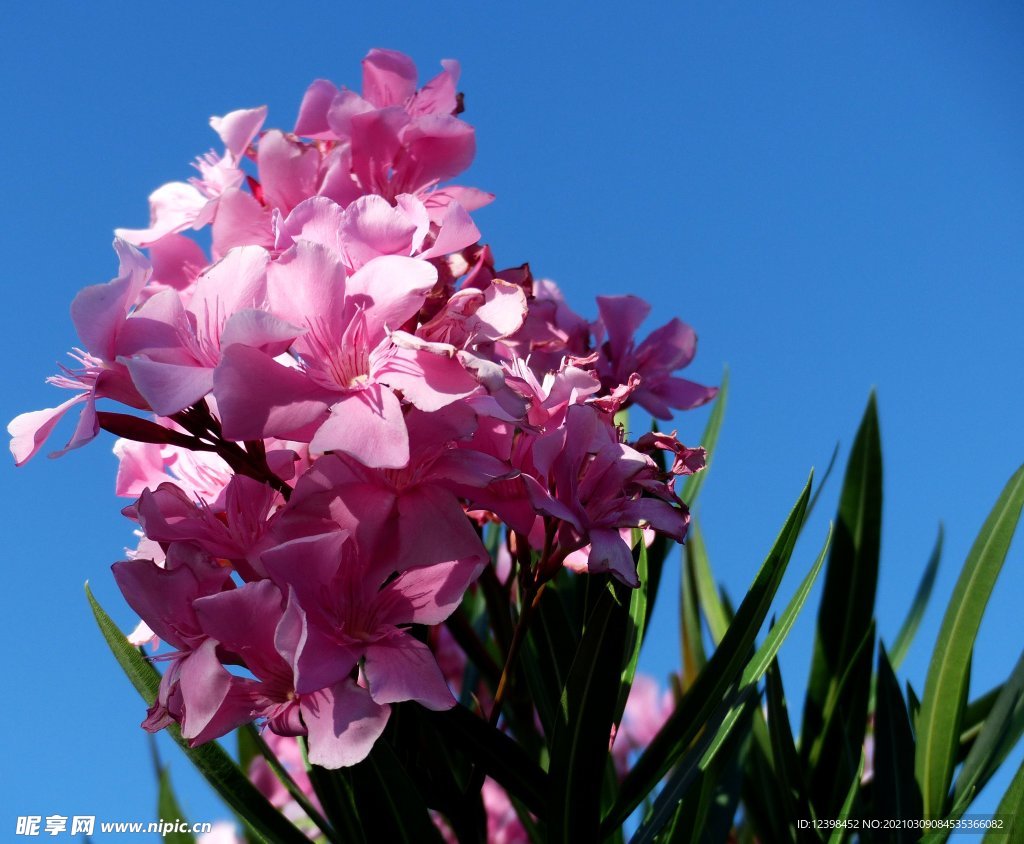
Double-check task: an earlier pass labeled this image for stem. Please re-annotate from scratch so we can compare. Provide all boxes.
[488,578,547,727]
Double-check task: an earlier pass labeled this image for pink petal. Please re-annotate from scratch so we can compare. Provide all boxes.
[8,393,87,466]
[275,196,346,252]
[339,195,422,268]
[381,556,485,626]
[417,200,480,261]
[400,115,476,186]
[364,635,455,710]
[597,295,650,360]
[586,528,640,588]
[125,358,214,416]
[214,345,330,441]
[148,234,207,293]
[210,106,268,160]
[115,182,207,247]
[71,239,151,361]
[345,255,437,342]
[362,48,418,108]
[267,240,348,339]
[302,681,390,769]
[294,79,340,139]
[211,188,274,258]
[395,484,488,570]
[190,245,270,322]
[219,309,303,357]
[378,344,478,412]
[309,386,409,469]
[257,130,320,214]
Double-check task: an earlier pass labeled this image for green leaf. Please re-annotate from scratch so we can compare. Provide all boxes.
[605,476,812,831]
[873,644,922,833]
[741,717,794,844]
[825,754,864,844]
[641,523,831,841]
[686,519,731,646]
[982,756,1024,843]
[765,658,811,839]
[802,394,882,817]
[630,687,757,844]
[804,442,840,526]
[950,648,1024,819]
[889,524,943,670]
[345,739,445,844]
[85,584,308,844]
[662,702,749,844]
[915,462,1024,818]
[425,704,550,820]
[157,766,196,844]
[304,759,365,844]
[681,538,709,689]
[958,684,1004,763]
[680,366,729,508]
[242,725,337,843]
[548,582,629,843]
[613,531,648,728]
[523,577,580,739]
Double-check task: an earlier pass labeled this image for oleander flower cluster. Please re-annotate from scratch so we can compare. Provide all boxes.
[10,49,712,774]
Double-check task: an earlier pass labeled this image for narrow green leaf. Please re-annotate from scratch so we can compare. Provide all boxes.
[613,531,648,728]
[549,583,629,843]
[680,366,729,508]
[742,524,831,685]
[425,704,550,820]
[804,442,840,526]
[681,538,708,689]
[345,739,445,844]
[606,476,812,831]
[889,524,943,670]
[741,718,794,844]
[802,394,882,756]
[629,687,757,844]
[982,756,1024,844]
[959,684,1004,763]
[873,644,922,833]
[523,578,579,738]
[825,754,864,844]
[809,621,876,820]
[85,584,308,844]
[242,725,337,843]
[686,519,731,646]
[157,766,196,844]
[646,523,831,837]
[950,648,1024,819]
[915,463,1024,818]
[304,758,365,844]
[664,706,747,844]
[765,658,810,838]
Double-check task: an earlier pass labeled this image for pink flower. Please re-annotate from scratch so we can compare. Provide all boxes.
[9,240,151,464]
[214,243,479,468]
[595,294,717,419]
[117,246,301,416]
[612,674,674,775]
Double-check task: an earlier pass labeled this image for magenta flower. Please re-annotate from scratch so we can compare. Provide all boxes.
[118,246,301,416]
[214,242,479,468]
[261,530,479,707]
[8,239,151,464]
[595,294,717,419]
[539,406,689,586]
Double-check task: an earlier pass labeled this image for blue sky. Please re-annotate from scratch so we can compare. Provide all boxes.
[2,1,1023,835]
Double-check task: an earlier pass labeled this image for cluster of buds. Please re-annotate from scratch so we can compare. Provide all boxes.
[10,50,712,771]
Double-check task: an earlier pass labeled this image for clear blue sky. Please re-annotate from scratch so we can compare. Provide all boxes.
[2,1,1023,835]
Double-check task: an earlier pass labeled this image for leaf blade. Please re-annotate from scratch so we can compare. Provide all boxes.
[915,463,1024,818]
